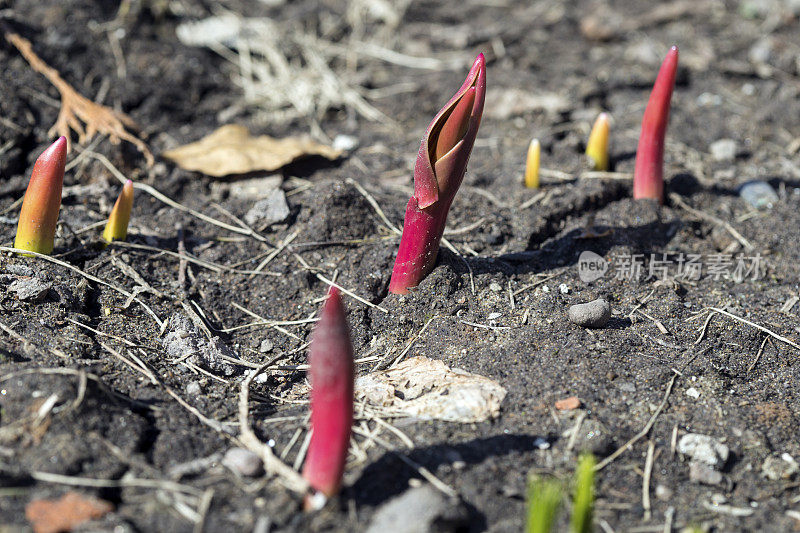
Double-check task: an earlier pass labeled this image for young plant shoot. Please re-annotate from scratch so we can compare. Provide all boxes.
[388,53,486,294]
[524,138,541,189]
[633,46,678,203]
[570,453,596,533]
[526,475,562,533]
[102,180,134,244]
[302,287,354,507]
[14,137,67,255]
[585,113,609,171]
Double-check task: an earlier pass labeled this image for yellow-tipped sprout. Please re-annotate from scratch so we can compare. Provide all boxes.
[524,138,541,189]
[102,180,134,244]
[585,113,610,171]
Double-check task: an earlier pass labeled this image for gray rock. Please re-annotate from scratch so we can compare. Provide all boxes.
[568,298,611,328]
[709,139,737,162]
[740,181,779,209]
[9,277,52,302]
[761,453,799,480]
[185,381,202,395]
[689,461,723,485]
[244,188,289,226]
[6,264,34,277]
[259,339,274,353]
[222,447,263,477]
[574,418,614,456]
[678,433,729,467]
[162,314,241,376]
[365,485,468,533]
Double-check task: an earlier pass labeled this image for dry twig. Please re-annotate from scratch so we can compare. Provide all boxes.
[4,32,153,165]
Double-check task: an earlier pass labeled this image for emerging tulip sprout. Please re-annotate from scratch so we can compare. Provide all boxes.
[585,113,610,171]
[633,46,678,203]
[388,54,486,294]
[524,138,541,189]
[102,180,134,244]
[14,137,67,255]
[302,287,354,505]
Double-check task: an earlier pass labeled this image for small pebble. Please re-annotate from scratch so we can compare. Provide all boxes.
[365,485,468,533]
[689,461,723,485]
[555,396,581,410]
[568,298,611,328]
[655,484,673,501]
[739,181,779,209]
[487,312,501,320]
[709,139,737,161]
[332,134,359,152]
[244,189,290,226]
[559,283,570,294]
[685,387,701,399]
[489,282,502,292]
[678,433,729,467]
[761,453,799,480]
[185,381,202,395]
[9,278,52,302]
[541,285,550,293]
[222,447,264,477]
[259,339,274,353]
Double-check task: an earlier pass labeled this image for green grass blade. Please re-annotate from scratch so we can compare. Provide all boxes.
[570,453,596,533]
[526,476,562,533]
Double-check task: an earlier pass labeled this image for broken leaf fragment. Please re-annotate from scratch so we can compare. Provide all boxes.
[162,125,342,177]
[356,356,506,423]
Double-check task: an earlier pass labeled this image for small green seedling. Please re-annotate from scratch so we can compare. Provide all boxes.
[570,453,596,533]
[525,476,562,533]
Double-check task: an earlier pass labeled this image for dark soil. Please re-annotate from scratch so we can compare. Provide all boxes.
[1,0,800,532]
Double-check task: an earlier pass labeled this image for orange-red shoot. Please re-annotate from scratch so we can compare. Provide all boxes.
[14,137,67,255]
[633,46,679,203]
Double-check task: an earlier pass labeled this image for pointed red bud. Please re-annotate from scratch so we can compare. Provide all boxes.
[633,46,678,204]
[302,287,354,500]
[389,54,486,294]
[14,137,67,255]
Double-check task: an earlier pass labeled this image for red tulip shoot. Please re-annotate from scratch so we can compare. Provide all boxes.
[388,53,486,294]
[633,46,678,203]
[302,287,354,503]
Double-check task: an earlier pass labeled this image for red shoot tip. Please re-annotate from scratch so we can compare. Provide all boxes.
[302,287,354,500]
[633,46,678,204]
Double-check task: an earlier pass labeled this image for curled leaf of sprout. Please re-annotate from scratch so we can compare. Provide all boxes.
[633,46,678,204]
[388,54,486,294]
[102,180,134,244]
[413,53,486,210]
[524,138,541,189]
[302,287,354,502]
[14,137,67,255]
[585,113,610,171]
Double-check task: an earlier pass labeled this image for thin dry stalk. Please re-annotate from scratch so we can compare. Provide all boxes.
[5,32,153,165]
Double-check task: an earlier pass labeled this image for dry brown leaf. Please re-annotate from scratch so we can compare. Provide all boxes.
[162,125,342,177]
[356,356,506,423]
[26,492,113,533]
